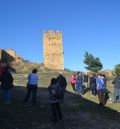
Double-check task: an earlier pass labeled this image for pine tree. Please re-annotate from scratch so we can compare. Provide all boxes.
[83,51,103,73]
[114,64,120,75]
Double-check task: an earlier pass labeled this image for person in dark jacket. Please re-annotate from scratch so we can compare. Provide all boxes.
[90,74,97,96]
[57,72,67,103]
[76,72,83,93]
[48,78,62,123]
[83,73,89,89]
[101,74,107,88]
[0,66,14,104]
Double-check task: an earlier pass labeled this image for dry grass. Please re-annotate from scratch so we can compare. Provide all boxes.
[0,62,120,129]
[0,69,120,129]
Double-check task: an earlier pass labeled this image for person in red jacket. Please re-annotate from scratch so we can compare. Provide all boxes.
[69,74,76,91]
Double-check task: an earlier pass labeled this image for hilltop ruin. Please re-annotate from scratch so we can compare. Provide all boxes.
[0,49,22,63]
[43,31,64,70]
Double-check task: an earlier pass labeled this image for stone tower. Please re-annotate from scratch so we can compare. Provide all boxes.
[43,31,64,70]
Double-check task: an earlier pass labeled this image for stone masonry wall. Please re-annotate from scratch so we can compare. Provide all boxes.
[0,49,19,62]
[43,31,64,70]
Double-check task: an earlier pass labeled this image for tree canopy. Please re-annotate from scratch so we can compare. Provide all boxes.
[83,52,103,73]
[114,64,120,75]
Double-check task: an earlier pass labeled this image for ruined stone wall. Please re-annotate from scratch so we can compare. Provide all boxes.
[43,31,64,70]
[4,49,16,58]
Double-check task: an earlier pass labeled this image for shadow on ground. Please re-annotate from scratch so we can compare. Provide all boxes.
[0,86,120,129]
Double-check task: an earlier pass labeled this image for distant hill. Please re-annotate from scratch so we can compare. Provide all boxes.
[10,60,73,75]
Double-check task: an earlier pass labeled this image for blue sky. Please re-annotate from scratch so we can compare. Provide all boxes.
[0,0,120,71]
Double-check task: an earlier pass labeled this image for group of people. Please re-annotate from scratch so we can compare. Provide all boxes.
[1,64,120,123]
[0,66,67,123]
[69,72,89,94]
[69,72,108,106]
[23,69,67,123]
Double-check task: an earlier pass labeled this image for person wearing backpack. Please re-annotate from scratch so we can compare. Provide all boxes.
[0,66,14,104]
[57,72,67,103]
[23,69,39,105]
[48,78,62,123]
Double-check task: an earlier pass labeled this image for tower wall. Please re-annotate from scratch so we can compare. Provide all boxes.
[43,31,64,70]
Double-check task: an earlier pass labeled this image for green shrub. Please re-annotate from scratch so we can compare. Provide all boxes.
[114,64,120,75]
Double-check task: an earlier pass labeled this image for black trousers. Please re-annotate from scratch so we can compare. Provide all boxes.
[51,103,62,122]
[24,86,37,104]
[71,83,76,91]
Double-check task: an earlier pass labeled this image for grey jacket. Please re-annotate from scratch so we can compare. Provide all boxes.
[112,76,120,89]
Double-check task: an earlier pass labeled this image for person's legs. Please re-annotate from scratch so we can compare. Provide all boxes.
[32,87,37,105]
[23,87,32,102]
[51,103,57,122]
[98,90,103,105]
[3,90,7,102]
[3,89,11,103]
[60,88,66,103]
[79,84,83,93]
[75,84,78,92]
[71,83,75,91]
[113,88,118,102]
[92,86,97,96]
[56,103,62,120]
[101,90,105,105]
[91,85,94,95]
[84,82,88,89]
[118,89,120,102]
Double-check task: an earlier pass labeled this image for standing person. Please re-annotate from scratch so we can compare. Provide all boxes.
[90,74,97,96]
[96,74,105,106]
[0,66,14,104]
[23,69,39,105]
[102,74,107,88]
[69,73,76,91]
[48,78,62,123]
[83,73,89,89]
[76,72,83,94]
[112,74,120,102]
[101,74,109,104]
[57,72,67,103]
